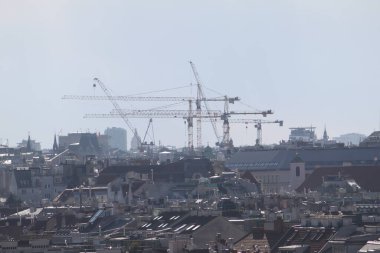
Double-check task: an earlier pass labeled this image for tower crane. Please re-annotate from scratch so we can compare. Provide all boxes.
[229,119,283,146]
[216,110,274,147]
[85,110,274,149]
[92,78,141,148]
[188,61,272,148]
[190,61,222,148]
[63,93,240,149]
[140,118,155,154]
[84,109,222,150]
[63,93,198,147]
[64,77,272,149]
[142,119,155,145]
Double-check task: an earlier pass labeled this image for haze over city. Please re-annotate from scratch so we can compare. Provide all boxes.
[5,2,380,253]
[1,0,380,148]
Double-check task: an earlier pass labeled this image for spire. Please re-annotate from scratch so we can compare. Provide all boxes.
[323,125,329,141]
[26,134,32,152]
[53,134,58,152]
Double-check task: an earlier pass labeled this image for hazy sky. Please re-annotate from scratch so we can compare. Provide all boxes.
[1,0,380,149]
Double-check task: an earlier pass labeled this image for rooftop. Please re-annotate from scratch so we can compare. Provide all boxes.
[226,147,380,171]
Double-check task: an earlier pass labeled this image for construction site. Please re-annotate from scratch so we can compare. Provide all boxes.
[62,61,283,160]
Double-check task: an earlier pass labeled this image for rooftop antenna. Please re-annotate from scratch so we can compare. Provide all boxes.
[245,125,248,141]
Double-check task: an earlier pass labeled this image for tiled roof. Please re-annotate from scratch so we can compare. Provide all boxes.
[273,227,335,253]
[100,158,212,183]
[296,165,380,192]
[234,231,270,252]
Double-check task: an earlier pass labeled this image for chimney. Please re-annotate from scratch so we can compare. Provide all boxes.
[189,236,194,250]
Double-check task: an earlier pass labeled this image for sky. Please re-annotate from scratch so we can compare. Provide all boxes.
[1,0,380,149]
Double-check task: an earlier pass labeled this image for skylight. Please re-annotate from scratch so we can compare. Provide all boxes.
[192,225,201,230]
[174,224,187,232]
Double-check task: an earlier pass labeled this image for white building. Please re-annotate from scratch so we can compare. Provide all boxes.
[334,133,367,146]
[8,167,64,205]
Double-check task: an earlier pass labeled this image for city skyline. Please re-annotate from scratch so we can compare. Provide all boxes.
[1,1,380,148]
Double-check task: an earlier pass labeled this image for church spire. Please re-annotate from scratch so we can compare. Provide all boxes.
[323,126,329,141]
[322,125,329,148]
[26,133,32,152]
[53,134,58,152]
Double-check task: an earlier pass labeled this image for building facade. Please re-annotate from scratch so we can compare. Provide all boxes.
[226,147,380,193]
[104,127,127,151]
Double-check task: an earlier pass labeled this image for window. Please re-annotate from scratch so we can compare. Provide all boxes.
[296,166,300,177]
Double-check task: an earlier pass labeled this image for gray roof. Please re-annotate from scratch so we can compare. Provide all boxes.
[139,211,189,231]
[226,147,380,171]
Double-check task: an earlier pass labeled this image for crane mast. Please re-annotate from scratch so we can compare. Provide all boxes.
[220,96,240,147]
[187,100,194,150]
[190,61,221,148]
